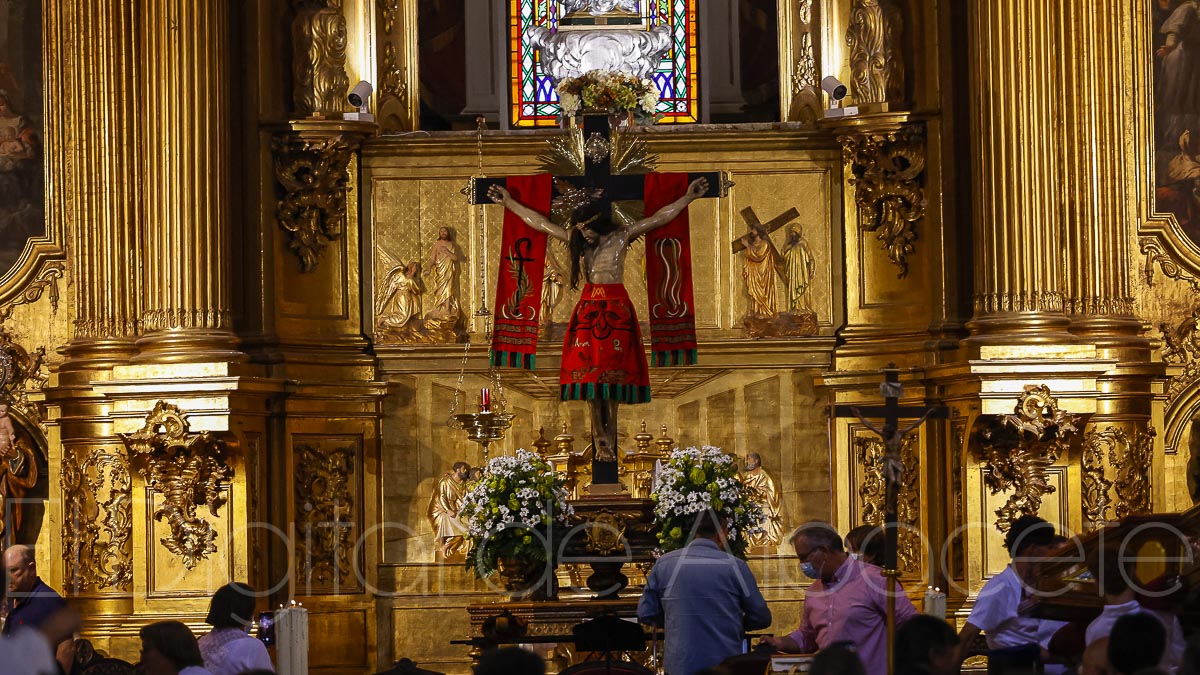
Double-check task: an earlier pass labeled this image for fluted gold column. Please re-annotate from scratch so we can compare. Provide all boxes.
[966,0,1070,341]
[1056,0,1158,526]
[135,0,242,363]
[43,0,142,629]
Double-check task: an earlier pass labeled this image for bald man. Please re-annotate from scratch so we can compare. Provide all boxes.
[2,545,66,636]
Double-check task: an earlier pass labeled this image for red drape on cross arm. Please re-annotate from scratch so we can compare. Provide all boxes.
[490,174,551,370]
[643,172,699,366]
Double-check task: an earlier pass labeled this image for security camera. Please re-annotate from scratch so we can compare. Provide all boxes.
[821,76,859,118]
[344,80,375,122]
[348,80,373,108]
[821,76,848,101]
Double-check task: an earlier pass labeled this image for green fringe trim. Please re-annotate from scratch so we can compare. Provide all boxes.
[652,348,698,367]
[489,350,536,370]
[560,383,652,404]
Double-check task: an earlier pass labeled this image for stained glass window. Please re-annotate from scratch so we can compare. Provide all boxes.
[509,0,699,127]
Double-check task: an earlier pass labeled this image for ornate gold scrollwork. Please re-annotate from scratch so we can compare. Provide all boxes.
[1081,428,1117,531]
[61,447,133,593]
[272,130,369,272]
[582,509,628,556]
[839,123,927,278]
[380,43,408,112]
[1159,306,1200,406]
[291,0,351,117]
[1140,237,1200,291]
[295,439,358,589]
[120,401,233,569]
[0,262,62,326]
[0,330,48,432]
[1113,424,1154,520]
[855,434,919,572]
[972,385,1079,532]
[845,0,905,107]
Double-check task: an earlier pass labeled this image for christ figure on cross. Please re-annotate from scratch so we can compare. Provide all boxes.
[852,407,933,517]
[488,177,708,469]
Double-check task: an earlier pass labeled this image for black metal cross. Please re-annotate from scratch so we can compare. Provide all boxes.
[831,365,948,571]
[469,115,725,215]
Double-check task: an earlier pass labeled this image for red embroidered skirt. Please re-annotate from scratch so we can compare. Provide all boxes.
[560,283,651,403]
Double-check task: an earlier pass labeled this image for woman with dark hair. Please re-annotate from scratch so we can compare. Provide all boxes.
[843,524,884,566]
[140,621,211,675]
[197,583,274,674]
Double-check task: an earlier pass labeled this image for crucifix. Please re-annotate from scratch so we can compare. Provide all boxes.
[471,114,727,489]
[832,364,947,675]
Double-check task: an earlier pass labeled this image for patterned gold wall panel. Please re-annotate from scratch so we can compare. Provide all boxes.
[790,370,831,525]
[146,486,234,598]
[706,390,737,452]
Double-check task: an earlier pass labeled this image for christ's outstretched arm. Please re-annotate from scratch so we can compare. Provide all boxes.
[626,177,709,240]
[488,185,571,241]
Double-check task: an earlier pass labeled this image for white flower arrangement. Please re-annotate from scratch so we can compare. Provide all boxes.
[458,449,574,577]
[555,69,660,117]
[651,446,765,558]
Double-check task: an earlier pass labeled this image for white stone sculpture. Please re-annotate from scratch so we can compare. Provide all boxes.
[525,25,671,82]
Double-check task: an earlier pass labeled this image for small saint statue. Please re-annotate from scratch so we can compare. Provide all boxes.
[740,452,782,547]
[0,403,36,540]
[488,177,708,469]
[427,461,470,559]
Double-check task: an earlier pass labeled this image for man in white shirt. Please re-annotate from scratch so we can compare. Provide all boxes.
[1084,549,1185,672]
[955,516,1067,672]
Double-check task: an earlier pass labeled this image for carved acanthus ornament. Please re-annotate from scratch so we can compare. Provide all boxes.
[1140,237,1200,291]
[291,0,351,117]
[838,122,927,278]
[295,439,358,589]
[61,447,133,593]
[380,43,408,110]
[972,385,1079,532]
[272,124,372,272]
[845,0,905,108]
[120,402,233,569]
[0,262,62,325]
[1112,424,1154,520]
[1081,428,1117,531]
[0,331,49,432]
[1159,306,1200,405]
[855,434,919,572]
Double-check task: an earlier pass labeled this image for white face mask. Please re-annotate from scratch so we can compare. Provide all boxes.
[849,552,860,561]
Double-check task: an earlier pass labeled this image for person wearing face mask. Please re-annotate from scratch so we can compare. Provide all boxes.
[197,583,274,675]
[760,521,917,674]
[844,524,884,566]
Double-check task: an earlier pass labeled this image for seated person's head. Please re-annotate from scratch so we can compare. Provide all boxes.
[206,582,258,629]
[1081,637,1112,675]
[1107,613,1166,675]
[474,646,545,675]
[895,615,959,675]
[1004,515,1057,579]
[139,621,204,675]
[844,525,884,565]
[810,642,865,675]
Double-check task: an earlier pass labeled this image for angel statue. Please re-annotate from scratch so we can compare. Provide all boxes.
[377,260,423,331]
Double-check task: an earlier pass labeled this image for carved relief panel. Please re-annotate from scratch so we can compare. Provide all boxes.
[294,434,363,593]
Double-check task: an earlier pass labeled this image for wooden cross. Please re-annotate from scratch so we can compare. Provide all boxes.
[832,365,947,675]
[470,115,726,218]
[730,206,801,254]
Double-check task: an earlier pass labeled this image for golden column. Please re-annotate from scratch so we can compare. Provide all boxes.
[1056,0,1158,527]
[135,0,242,363]
[43,0,143,624]
[965,0,1069,341]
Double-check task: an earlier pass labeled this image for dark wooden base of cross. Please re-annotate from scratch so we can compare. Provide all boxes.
[833,365,948,675]
[471,114,726,487]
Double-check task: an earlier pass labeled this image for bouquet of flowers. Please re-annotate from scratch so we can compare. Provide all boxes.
[556,69,660,118]
[459,449,574,579]
[651,446,765,559]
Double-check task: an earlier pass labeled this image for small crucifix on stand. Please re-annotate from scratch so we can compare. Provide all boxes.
[832,364,947,675]
[471,114,728,491]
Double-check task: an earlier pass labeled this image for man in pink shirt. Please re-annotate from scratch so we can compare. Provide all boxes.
[762,521,917,674]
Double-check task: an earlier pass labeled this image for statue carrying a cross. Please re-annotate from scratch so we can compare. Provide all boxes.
[474,115,724,487]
